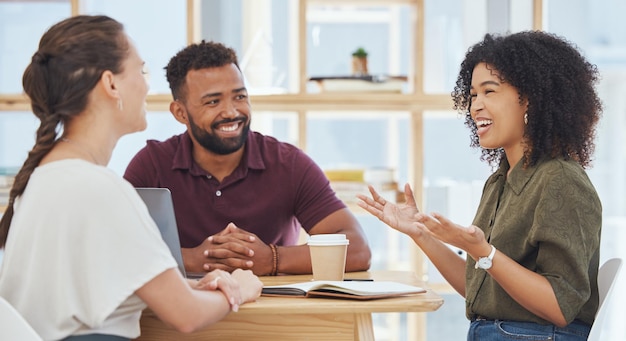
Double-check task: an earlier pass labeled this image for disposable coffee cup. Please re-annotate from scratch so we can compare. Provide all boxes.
[308,234,350,281]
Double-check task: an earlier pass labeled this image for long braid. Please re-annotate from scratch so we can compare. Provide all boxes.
[0,115,59,247]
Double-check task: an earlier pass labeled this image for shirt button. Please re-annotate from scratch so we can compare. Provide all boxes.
[216,190,222,197]
[206,175,212,179]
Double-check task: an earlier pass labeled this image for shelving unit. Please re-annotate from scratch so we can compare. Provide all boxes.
[260,2,434,339]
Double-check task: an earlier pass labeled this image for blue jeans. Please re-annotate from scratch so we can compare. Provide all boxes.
[467,319,590,340]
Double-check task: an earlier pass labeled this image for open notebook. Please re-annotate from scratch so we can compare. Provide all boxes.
[262,280,426,300]
[136,187,204,279]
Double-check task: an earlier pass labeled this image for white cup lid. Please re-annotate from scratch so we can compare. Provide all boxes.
[307,234,349,246]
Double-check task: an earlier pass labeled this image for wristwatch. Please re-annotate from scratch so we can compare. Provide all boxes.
[475,245,496,270]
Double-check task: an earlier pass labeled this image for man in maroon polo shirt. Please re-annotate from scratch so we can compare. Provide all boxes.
[124,41,371,276]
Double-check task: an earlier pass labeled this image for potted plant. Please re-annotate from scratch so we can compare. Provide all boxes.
[351,47,368,75]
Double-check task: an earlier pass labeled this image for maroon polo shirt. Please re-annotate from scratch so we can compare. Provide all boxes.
[124,131,346,248]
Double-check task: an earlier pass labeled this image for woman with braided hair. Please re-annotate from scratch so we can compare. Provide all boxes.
[0,15,261,341]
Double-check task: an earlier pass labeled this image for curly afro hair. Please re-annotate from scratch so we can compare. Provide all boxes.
[165,40,240,101]
[451,31,602,169]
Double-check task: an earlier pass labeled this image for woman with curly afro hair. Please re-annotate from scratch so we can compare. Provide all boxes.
[358,30,602,340]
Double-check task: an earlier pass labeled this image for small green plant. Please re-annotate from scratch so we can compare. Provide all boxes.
[352,47,368,58]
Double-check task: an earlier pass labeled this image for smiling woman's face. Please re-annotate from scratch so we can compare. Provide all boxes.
[469,62,528,162]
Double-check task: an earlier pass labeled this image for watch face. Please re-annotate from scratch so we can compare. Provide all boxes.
[478,258,492,269]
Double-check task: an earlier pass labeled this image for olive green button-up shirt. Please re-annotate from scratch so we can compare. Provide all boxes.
[465,157,601,326]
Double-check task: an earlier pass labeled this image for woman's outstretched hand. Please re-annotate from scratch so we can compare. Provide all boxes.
[416,212,487,257]
[357,183,422,236]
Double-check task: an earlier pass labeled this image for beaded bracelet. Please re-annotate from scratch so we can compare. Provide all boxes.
[269,244,279,276]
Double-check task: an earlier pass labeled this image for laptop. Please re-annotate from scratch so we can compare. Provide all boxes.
[135,187,204,279]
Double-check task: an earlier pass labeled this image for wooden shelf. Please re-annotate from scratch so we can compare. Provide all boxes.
[0,93,452,113]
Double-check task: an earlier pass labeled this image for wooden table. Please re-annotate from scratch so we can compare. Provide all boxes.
[134,270,443,341]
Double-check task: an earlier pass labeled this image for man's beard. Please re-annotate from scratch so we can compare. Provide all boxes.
[188,114,250,155]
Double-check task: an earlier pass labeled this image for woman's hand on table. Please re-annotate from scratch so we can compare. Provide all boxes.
[194,268,262,312]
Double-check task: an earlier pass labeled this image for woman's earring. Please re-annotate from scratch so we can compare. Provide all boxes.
[117,99,124,111]
[524,113,528,125]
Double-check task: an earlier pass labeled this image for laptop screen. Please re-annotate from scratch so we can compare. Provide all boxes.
[135,187,187,277]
